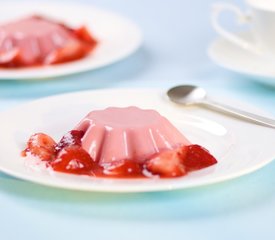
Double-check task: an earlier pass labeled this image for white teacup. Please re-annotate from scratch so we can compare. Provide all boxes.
[212,0,275,57]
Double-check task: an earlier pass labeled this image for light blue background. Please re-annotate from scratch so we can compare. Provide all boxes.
[0,0,275,239]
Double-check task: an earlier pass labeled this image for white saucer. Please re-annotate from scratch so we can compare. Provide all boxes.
[208,32,275,86]
[0,89,275,192]
[0,2,142,80]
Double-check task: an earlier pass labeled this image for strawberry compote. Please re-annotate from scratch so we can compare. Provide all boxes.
[0,15,97,67]
[21,107,217,178]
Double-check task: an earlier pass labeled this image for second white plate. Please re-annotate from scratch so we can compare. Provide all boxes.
[0,2,142,79]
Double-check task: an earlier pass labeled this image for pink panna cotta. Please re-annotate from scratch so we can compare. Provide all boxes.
[0,16,96,67]
[74,106,191,168]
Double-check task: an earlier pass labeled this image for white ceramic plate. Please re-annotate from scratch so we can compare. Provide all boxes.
[0,89,274,192]
[208,32,275,86]
[0,2,142,79]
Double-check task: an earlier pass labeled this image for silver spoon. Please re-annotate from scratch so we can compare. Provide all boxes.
[167,85,275,129]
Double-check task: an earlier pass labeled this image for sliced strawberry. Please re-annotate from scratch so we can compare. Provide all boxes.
[73,26,98,46]
[55,130,84,152]
[0,49,38,68]
[22,133,56,161]
[145,149,187,177]
[183,145,217,171]
[103,160,143,177]
[45,40,92,65]
[0,49,19,64]
[51,145,94,174]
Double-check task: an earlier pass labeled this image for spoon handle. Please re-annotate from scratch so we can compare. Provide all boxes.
[200,99,275,129]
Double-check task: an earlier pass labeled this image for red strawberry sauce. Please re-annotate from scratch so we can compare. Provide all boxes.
[22,130,217,178]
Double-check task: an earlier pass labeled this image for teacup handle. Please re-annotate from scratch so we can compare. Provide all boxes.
[211,3,262,55]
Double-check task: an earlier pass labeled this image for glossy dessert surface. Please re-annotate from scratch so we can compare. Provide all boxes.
[75,107,191,167]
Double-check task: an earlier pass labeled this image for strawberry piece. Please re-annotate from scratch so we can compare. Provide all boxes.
[183,145,217,171]
[51,145,94,174]
[73,26,98,45]
[103,161,143,177]
[145,149,187,177]
[45,40,92,65]
[55,130,84,152]
[0,49,38,68]
[22,133,56,161]
[145,145,217,177]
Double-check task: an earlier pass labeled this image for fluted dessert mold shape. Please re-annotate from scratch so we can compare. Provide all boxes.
[74,106,190,168]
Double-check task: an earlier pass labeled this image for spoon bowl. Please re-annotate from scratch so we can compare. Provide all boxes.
[167,85,207,105]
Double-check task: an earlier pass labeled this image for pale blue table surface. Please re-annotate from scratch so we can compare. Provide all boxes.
[0,0,275,239]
